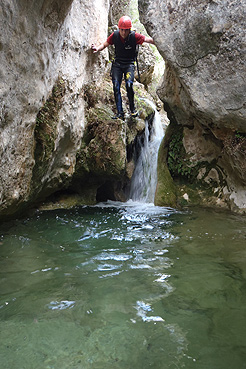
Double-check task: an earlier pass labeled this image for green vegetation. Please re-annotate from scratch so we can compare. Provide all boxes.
[167,125,198,180]
[235,130,246,141]
[159,122,228,209]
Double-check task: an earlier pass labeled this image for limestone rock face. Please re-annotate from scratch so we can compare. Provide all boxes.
[139,0,246,129]
[139,0,246,212]
[0,0,109,217]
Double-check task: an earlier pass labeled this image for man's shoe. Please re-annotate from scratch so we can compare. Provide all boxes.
[112,112,125,120]
[131,109,138,118]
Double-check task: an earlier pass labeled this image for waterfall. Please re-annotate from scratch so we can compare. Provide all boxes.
[129,100,166,203]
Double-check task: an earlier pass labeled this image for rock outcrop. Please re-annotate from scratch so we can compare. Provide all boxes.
[3,0,245,218]
[139,0,246,213]
[0,0,156,219]
[70,75,155,205]
[0,0,110,218]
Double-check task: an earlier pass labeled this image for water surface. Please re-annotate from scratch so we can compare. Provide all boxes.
[0,202,246,369]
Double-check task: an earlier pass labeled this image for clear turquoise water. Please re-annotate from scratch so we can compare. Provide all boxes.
[0,202,246,369]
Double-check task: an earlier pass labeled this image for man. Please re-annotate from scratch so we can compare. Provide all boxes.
[91,16,154,120]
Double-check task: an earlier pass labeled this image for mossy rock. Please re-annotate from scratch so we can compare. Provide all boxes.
[154,139,177,207]
[78,76,156,182]
[158,120,229,209]
[38,190,98,210]
[32,78,66,186]
[76,102,126,180]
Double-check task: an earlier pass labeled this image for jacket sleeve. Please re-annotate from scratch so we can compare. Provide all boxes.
[107,32,114,45]
[135,32,145,45]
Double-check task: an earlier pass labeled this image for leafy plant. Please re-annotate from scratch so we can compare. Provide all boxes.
[167,126,197,180]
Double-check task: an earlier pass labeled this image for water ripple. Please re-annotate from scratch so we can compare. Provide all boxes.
[47,300,75,310]
[93,252,132,262]
[135,300,165,323]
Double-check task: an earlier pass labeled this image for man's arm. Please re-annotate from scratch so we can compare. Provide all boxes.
[91,41,110,53]
[143,36,155,45]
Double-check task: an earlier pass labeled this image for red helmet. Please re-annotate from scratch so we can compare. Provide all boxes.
[118,16,132,29]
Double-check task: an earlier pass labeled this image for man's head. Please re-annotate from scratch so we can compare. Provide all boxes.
[118,16,132,39]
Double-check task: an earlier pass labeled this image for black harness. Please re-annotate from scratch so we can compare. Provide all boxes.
[112,30,137,64]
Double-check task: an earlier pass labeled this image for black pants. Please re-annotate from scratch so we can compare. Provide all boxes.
[111,62,135,114]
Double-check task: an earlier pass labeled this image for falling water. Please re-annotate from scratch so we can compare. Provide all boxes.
[129,100,166,203]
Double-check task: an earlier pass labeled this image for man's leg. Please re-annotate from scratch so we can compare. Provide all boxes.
[111,63,124,119]
[124,64,138,117]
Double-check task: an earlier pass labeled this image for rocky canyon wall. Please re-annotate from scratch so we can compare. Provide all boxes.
[0,0,110,218]
[139,0,246,213]
[2,0,245,218]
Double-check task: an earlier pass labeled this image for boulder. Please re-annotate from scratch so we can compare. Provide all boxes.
[139,0,246,212]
